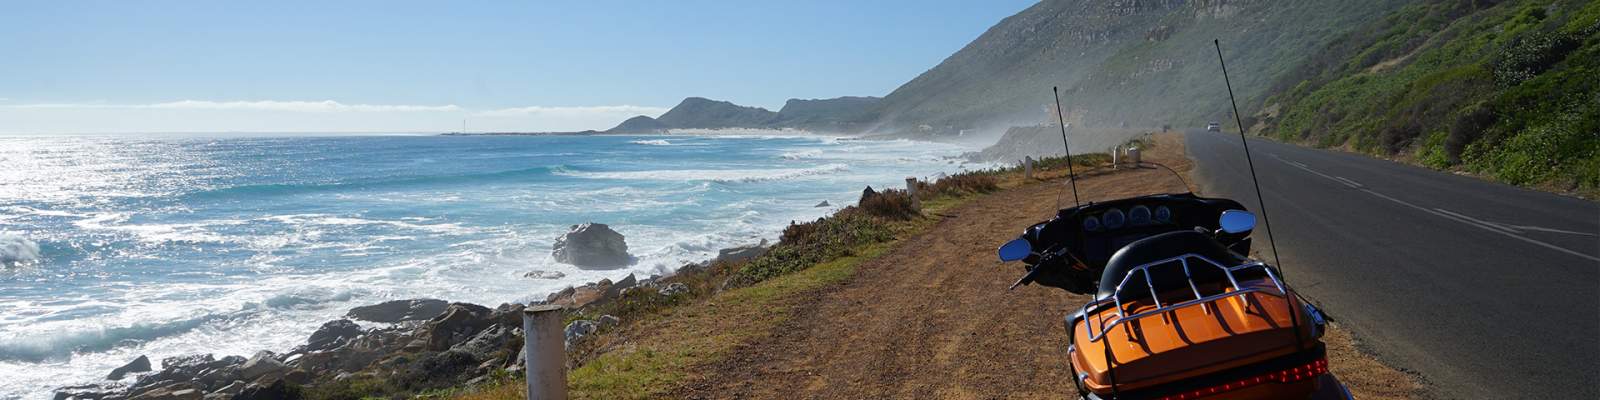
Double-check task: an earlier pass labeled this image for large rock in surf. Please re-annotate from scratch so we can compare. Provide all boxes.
[345,299,449,323]
[552,223,631,268]
[107,355,152,380]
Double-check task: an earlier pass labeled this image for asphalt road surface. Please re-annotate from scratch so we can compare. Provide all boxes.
[1184,130,1599,399]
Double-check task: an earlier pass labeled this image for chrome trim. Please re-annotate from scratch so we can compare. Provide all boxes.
[1080,253,1288,342]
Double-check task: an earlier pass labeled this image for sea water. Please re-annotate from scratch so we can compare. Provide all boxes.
[0,133,982,398]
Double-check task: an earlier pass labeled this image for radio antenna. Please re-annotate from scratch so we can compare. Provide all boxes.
[1216,39,1303,352]
[1213,39,1283,276]
[1052,86,1081,208]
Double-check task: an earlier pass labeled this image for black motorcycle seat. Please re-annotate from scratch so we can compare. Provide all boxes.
[1096,230,1248,299]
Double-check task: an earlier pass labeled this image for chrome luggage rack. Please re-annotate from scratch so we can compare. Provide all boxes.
[1079,253,1286,342]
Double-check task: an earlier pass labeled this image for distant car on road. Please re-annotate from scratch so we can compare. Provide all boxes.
[1206,121,1221,132]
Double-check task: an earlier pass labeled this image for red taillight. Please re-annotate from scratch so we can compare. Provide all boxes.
[1157,358,1329,400]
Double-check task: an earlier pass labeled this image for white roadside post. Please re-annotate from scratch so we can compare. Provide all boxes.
[1112,145,1121,170]
[523,304,567,400]
[1024,156,1034,180]
[1128,145,1141,166]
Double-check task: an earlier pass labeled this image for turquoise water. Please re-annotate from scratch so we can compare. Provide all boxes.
[0,133,980,398]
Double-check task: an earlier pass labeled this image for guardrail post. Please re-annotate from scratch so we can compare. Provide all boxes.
[523,305,567,400]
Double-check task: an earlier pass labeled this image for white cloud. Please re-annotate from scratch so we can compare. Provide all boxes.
[3,100,461,113]
[473,105,669,118]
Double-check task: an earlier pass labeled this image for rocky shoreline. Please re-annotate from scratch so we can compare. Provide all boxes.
[54,241,771,400]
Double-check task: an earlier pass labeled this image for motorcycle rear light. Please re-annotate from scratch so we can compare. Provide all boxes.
[1157,357,1328,400]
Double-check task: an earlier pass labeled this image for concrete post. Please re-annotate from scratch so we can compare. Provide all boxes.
[1024,156,1034,180]
[1128,145,1141,165]
[1112,145,1121,170]
[523,305,567,400]
[906,177,921,211]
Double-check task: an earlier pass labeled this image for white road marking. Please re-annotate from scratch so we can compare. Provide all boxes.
[1433,208,1522,235]
[1332,176,1363,188]
[1358,189,1600,262]
[1269,152,1600,262]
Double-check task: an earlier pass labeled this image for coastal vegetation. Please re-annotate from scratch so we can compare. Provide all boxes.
[440,153,1107,400]
[1257,0,1600,196]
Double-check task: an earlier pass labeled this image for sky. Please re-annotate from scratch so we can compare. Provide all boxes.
[0,1,1038,134]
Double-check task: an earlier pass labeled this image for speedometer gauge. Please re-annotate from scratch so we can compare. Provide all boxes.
[1154,206,1172,222]
[1103,209,1126,229]
[1129,205,1152,226]
[1082,215,1102,232]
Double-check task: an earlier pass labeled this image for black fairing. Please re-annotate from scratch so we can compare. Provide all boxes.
[1016,193,1249,293]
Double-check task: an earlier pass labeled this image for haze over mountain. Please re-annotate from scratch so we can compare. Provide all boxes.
[620,0,1409,139]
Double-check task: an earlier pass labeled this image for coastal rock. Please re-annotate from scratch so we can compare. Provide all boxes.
[522,270,566,279]
[213,381,246,396]
[129,384,201,400]
[450,324,515,361]
[815,200,830,207]
[345,299,449,323]
[52,383,125,400]
[239,351,286,381]
[601,273,638,299]
[552,223,631,268]
[564,320,597,348]
[545,281,614,308]
[107,355,152,380]
[408,303,493,352]
[233,378,299,400]
[597,314,621,329]
[304,319,362,352]
[715,240,769,264]
[160,354,215,372]
[659,282,689,296]
[861,186,877,201]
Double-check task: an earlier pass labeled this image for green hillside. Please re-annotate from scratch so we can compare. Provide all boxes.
[1256,0,1600,195]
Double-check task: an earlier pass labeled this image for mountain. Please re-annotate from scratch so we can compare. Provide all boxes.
[775,96,882,131]
[655,97,782,129]
[867,0,1410,138]
[607,96,881,133]
[1254,0,1598,194]
[607,115,670,134]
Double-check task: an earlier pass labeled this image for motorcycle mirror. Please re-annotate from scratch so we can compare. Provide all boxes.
[1218,210,1256,234]
[998,238,1032,262]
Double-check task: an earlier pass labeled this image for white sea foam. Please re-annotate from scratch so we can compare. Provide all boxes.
[0,134,983,399]
[559,163,850,183]
[0,233,40,266]
[629,139,673,146]
[780,150,824,160]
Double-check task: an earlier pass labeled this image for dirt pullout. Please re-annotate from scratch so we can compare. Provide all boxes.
[673,133,1420,399]
[672,136,1178,399]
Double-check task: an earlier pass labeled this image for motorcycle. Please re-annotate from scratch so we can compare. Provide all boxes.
[997,192,1353,399]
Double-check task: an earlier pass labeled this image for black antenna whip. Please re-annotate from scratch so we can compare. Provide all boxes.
[1216,39,1304,352]
[1052,86,1081,207]
[1212,39,1282,276]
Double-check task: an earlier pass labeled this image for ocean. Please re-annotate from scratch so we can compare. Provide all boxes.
[0,133,982,398]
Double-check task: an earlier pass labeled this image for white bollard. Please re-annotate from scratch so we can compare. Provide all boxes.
[1128,145,1141,165]
[1112,145,1121,170]
[1024,156,1034,179]
[524,305,567,400]
[905,177,918,196]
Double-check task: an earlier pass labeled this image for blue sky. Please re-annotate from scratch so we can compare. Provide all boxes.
[0,1,1036,134]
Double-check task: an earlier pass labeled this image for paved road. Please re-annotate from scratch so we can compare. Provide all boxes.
[1184,130,1600,399]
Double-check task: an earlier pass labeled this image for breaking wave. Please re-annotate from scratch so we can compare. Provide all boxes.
[557,163,850,183]
[629,139,673,146]
[0,233,41,266]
